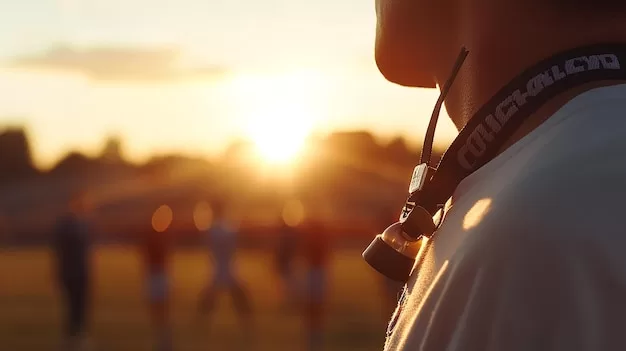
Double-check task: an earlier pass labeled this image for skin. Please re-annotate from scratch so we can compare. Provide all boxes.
[375,0,626,147]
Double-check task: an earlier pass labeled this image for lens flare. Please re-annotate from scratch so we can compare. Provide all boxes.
[152,204,173,232]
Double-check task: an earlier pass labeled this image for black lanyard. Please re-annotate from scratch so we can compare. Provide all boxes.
[410,43,626,217]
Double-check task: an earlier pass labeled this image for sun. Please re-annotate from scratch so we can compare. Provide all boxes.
[249,123,308,163]
[229,70,325,165]
[246,100,313,164]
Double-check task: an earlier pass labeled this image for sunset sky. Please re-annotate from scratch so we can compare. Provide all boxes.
[0,0,458,169]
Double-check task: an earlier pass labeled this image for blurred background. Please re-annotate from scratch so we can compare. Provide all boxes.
[0,1,459,350]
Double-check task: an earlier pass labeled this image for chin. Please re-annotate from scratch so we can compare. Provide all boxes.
[375,52,437,88]
[374,1,437,88]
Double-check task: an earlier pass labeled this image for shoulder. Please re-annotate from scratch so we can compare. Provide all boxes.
[478,93,626,233]
[386,91,626,350]
[432,104,626,283]
[420,98,626,283]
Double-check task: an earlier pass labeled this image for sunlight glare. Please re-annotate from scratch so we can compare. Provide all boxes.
[462,198,492,230]
[229,70,325,165]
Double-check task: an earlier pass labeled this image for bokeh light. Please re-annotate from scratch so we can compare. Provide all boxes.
[151,204,173,232]
[282,199,305,227]
[193,201,213,231]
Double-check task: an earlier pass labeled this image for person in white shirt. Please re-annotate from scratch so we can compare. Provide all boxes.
[369,0,626,350]
[197,200,253,337]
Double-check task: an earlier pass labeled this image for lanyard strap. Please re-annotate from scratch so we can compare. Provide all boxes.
[412,43,626,215]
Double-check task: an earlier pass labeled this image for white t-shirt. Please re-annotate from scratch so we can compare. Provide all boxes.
[385,84,626,351]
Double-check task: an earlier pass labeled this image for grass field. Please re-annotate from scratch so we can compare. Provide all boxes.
[0,246,392,351]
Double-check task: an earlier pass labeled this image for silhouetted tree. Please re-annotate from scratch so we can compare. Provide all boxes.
[100,135,124,164]
[51,151,99,177]
[221,139,255,164]
[0,127,37,183]
[323,131,380,157]
[386,136,418,166]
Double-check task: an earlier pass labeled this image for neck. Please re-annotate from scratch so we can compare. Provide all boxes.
[444,6,626,138]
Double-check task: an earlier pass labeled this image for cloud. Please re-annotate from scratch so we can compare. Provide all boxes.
[10,45,229,82]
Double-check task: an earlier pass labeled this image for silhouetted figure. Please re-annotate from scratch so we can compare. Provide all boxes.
[52,190,93,351]
[302,221,331,351]
[274,218,300,308]
[141,227,173,351]
[197,201,253,340]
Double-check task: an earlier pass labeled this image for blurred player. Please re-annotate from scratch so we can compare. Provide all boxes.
[197,200,253,338]
[302,220,331,351]
[141,218,173,351]
[52,190,94,351]
[273,210,300,308]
